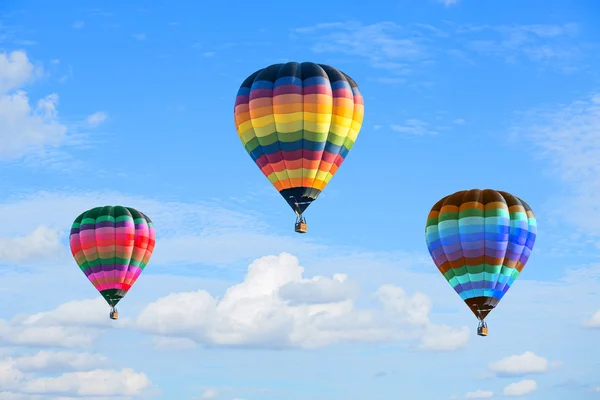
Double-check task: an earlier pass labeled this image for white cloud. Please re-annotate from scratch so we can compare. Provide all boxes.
[0,225,65,263]
[461,24,581,67]
[12,350,107,372]
[502,379,537,396]
[0,51,69,160]
[0,190,324,268]
[488,351,552,377]
[73,21,85,29]
[201,389,218,399]
[85,111,107,127]
[0,298,116,348]
[22,368,150,396]
[132,33,146,40]
[584,310,600,327]
[278,273,359,305]
[465,390,493,399]
[136,253,468,350]
[0,350,151,397]
[391,119,438,135]
[516,92,600,235]
[293,21,426,70]
[0,51,40,93]
[453,118,466,124]
[439,0,460,6]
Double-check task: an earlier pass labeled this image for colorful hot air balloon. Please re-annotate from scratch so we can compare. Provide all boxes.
[69,206,156,320]
[234,62,365,233]
[424,189,537,336]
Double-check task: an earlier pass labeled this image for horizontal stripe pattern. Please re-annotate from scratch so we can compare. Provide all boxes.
[69,206,156,307]
[425,189,537,318]
[234,62,364,214]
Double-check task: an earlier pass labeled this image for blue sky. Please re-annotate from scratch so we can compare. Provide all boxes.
[1,0,600,399]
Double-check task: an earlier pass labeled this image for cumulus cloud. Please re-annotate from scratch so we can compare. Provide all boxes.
[503,379,537,396]
[85,111,107,127]
[488,351,554,377]
[135,253,468,350]
[584,311,600,327]
[0,298,116,348]
[0,51,68,160]
[1,355,151,397]
[0,51,41,92]
[0,225,65,263]
[465,390,493,399]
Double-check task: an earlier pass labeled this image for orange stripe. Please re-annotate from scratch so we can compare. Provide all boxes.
[249,97,272,109]
[250,105,275,119]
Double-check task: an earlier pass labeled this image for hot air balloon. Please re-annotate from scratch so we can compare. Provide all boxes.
[69,206,156,320]
[234,62,365,233]
[425,189,536,336]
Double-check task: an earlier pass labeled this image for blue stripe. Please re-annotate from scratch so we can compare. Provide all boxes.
[331,80,351,90]
[251,80,273,90]
[274,76,303,87]
[304,76,329,86]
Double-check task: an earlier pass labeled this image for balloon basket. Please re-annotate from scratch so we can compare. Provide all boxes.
[477,321,488,337]
[109,308,119,320]
[295,221,307,234]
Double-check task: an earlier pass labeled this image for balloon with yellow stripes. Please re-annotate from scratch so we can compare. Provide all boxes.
[233,62,365,233]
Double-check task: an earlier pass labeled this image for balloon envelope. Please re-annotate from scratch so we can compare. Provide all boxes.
[425,189,537,320]
[69,206,156,307]
[234,62,364,215]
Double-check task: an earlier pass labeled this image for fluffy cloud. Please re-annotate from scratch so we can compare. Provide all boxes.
[136,253,469,350]
[488,351,554,377]
[0,349,150,398]
[0,298,116,348]
[0,225,65,263]
[0,51,68,160]
[22,368,150,396]
[1,359,151,397]
[0,51,41,92]
[465,390,493,399]
[502,379,537,396]
[584,311,600,328]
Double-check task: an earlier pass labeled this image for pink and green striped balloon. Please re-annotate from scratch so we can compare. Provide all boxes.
[69,206,156,307]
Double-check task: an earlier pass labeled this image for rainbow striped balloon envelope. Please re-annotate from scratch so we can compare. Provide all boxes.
[234,62,364,224]
[69,206,156,310]
[425,189,537,321]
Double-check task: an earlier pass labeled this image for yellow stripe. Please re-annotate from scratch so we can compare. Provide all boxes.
[275,121,304,133]
[254,123,277,138]
[251,114,276,129]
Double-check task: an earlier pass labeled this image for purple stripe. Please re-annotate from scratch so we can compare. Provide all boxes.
[116,221,134,228]
[250,89,273,100]
[303,85,332,95]
[273,85,302,96]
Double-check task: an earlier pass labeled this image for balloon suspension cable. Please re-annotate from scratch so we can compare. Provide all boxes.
[291,197,308,234]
